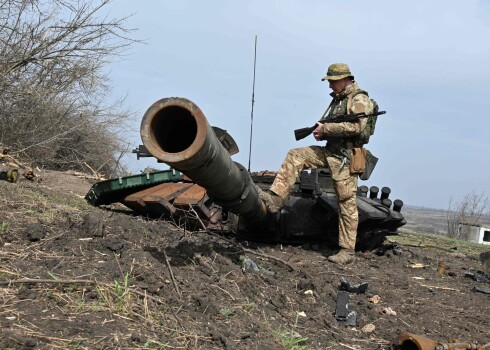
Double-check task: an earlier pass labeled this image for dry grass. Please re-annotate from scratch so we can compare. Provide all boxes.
[390,228,489,258]
[0,181,203,349]
[0,257,204,349]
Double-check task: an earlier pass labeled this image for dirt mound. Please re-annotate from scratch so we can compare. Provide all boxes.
[0,172,489,349]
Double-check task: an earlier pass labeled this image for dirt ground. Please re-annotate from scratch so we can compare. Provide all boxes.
[0,170,489,350]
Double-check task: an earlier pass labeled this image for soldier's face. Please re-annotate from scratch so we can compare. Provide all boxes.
[328,78,348,94]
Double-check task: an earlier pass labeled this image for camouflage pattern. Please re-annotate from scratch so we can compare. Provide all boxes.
[322,82,374,153]
[321,63,353,81]
[269,80,373,251]
[270,146,359,250]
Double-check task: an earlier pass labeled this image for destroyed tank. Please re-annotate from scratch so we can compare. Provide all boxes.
[85,97,406,250]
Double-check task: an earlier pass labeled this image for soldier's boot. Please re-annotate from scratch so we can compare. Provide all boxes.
[328,249,355,265]
[256,187,284,214]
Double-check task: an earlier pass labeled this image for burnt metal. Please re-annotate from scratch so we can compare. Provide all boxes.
[140,97,267,227]
[464,271,490,283]
[85,168,182,206]
[393,331,483,350]
[472,286,490,295]
[334,291,357,326]
[340,277,369,294]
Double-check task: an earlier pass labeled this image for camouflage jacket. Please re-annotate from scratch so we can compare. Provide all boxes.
[320,82,373,154]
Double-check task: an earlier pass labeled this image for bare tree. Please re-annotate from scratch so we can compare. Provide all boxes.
[0,0,138,175]
[447,191,490,239]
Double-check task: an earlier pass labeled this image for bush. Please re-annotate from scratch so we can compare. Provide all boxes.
[0,0,138,176]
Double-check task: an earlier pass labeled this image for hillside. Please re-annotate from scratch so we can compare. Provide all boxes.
[0,170,489,350]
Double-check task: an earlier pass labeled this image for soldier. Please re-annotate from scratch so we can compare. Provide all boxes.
[259,63,375,265]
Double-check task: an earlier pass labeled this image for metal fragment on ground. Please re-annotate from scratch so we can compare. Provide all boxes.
[335,290,357,326]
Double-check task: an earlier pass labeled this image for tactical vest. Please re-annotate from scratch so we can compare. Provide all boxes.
[324,89,378,146]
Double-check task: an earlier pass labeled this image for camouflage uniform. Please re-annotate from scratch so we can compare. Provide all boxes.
[270,65,373,252]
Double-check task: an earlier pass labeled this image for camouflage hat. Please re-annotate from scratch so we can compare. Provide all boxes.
[321,63,354,81]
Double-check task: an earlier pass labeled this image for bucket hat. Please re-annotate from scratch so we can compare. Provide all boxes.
[321,63,354,81]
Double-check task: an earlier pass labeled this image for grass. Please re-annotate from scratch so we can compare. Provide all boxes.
[0,181,90,228]
[1,221,9,233]
[0,180,201,349]
[219,306,235,317]
[390,228,489,258]
[275,329,309,350]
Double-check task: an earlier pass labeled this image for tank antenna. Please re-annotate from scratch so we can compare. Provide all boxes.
[247,35,257,172]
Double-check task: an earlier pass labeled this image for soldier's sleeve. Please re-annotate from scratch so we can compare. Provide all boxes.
[322,93,372,137]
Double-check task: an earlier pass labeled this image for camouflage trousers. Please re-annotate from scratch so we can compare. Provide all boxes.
[270,146,358,250]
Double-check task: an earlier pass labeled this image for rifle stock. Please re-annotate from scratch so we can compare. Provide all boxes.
[293,111,386,141]
[294,125,317,141]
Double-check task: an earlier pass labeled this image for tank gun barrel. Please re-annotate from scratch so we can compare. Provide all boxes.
[140,97,267,227]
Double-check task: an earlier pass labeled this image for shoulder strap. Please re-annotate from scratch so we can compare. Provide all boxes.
[319,98,336,121]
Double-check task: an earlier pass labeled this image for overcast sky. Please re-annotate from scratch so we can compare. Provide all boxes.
[104,0,490,210]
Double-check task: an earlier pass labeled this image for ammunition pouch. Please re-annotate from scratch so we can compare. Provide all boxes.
[349,147,366,174]
[359,149,378,181]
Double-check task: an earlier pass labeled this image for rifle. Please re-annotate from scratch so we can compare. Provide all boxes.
[294,110,386,141]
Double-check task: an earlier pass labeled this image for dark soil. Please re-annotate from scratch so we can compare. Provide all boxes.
[0,171,489,349]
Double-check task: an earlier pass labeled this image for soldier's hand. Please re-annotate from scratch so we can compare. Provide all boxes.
[313,122,325,141]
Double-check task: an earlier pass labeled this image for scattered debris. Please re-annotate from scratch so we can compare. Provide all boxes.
[1,163,488,349]
[339,277,369,294]
[392,331,485,350]
[437,262,446,277]
[334,290,357,326]
[381,306,397,316]
[464,271,490,283]
[240,256,275,276]
[368,295,381,304]
[0,148,37,182]
[395,242,463,254]
[0,168,19,183]
[419,284,460,292]
[472,286,490,295]
[361,323,375,333]
[393,247,403,255]
[24,168,35,181]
